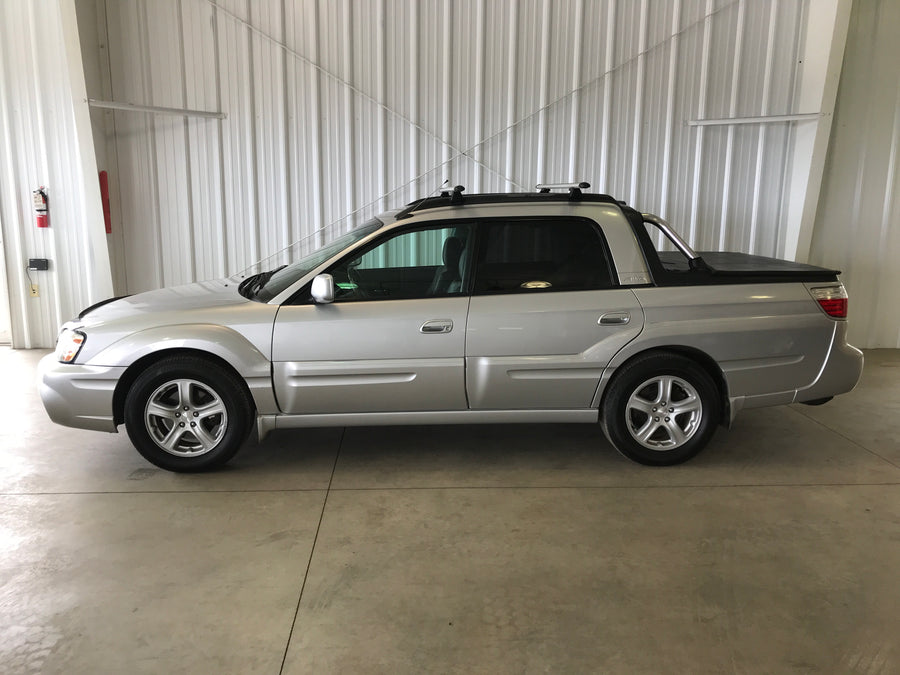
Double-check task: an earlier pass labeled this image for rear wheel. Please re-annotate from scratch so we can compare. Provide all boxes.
[124,355,253,472]
[602,352,721,466]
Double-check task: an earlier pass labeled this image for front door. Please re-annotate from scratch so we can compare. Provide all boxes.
[272,223,474,414]
[465,217,644,409]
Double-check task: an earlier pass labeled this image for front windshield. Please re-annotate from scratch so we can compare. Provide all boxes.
[244,219,384,302]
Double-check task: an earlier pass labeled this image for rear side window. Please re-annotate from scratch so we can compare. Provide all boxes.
[473,218,614,294]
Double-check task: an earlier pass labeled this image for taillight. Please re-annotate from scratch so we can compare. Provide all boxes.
[810,285,848,318]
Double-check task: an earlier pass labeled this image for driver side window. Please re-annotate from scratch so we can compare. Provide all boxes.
[329,223,473,302]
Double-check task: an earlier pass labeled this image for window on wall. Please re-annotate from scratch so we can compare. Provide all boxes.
[473,219,613,294]
[329,223,474,302]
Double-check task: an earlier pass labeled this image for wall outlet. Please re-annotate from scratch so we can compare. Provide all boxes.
[30,284,39,297]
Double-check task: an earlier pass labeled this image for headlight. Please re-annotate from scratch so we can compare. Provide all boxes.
[56,329,86,363]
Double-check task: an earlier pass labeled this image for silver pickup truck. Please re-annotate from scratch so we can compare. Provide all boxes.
[40,184,863,472]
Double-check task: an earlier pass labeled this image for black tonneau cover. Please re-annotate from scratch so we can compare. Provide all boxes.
[654,251,840,285]
[696,251,840,277]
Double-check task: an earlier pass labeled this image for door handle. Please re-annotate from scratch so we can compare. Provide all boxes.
[598,311,631,325]
[420,319,453,334]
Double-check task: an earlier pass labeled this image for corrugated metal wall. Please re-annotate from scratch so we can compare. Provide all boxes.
[810,0,900,348]
[94,0,812,295]
[0,0,113,348]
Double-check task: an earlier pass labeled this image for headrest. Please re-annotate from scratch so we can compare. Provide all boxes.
[442,237,464,266]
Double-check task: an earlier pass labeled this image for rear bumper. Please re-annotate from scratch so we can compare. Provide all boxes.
[727,323,863,422]
[38,353,124,432]
[794,327,864,403]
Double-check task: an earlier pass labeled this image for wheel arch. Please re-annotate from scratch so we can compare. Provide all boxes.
[597,345,730,425]
[113,348,257,426]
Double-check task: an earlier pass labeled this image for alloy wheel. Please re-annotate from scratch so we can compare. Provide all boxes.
[624,375,703,450]
[144,378,228,456]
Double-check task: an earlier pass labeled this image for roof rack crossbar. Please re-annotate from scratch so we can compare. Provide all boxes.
[535,181,591,199]
[394,184,618,219]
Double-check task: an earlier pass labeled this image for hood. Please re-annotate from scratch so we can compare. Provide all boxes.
[78,278,249,328]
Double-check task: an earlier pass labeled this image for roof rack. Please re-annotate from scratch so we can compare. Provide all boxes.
[395,181,618,219]
[440,184,465,204]
[535,181,591,198]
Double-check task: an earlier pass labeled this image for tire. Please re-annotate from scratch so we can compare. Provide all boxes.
[601,352,721,466]
[124,355,253,472]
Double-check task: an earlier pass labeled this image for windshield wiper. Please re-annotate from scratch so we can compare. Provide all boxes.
[254,265,286,291]
[239,265,287,299]
[238,273,261,298]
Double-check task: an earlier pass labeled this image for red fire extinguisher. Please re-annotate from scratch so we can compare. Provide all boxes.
[33,187,49,228]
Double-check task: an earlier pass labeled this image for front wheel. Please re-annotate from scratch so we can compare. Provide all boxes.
[602,352,721,466]
[124,356,253,472]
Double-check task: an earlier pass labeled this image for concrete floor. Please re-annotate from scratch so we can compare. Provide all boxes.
[1,347,899,674]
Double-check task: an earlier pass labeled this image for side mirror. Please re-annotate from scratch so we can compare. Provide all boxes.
[310,274,335,304]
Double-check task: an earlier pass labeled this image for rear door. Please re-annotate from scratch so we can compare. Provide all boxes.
[465,217,644,409]
[272,222,474,414]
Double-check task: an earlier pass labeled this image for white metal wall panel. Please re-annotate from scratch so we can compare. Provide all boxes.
[810,0,900,348]
[150,1,195,287]
[218,0,263,271]
[95,0,818,298]
[105,0,160,291]
[183,0,227,281]
[0,0,112,348]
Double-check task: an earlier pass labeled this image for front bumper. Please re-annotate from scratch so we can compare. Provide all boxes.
[38,353,125,432]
